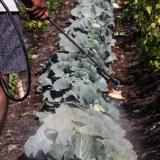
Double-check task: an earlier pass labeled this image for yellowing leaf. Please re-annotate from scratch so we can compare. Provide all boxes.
[156,3,160,9]
[151,23,156,29]
[143,39,147,45]
[146,5,152,15]
[158,18,160,24]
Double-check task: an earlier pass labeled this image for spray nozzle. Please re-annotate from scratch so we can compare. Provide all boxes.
[108,79,125,100]
[96,67,125,100]
[115,81,123,91]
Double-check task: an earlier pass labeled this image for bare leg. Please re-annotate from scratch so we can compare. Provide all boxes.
[0,75,9,134]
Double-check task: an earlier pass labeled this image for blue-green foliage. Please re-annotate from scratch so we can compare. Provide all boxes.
[23,1,137,159]
[38,0,117,113]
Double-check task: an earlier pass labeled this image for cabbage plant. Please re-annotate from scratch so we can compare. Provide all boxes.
[24,104,137,160]
[23,0,137,159]
[38,0,117,113]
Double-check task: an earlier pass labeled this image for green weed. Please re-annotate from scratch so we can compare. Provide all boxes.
[124,0,160,68]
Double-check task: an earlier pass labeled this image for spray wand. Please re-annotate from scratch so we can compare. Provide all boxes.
[48,17,124,99]
[47,9,124,99]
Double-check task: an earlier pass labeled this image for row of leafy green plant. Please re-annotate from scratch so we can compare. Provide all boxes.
[23,0,137,159]
[124,0,160,68]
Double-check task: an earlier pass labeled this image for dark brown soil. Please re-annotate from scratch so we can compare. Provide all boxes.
[112,6,160,160]
[0,0,76,159]
[0,1,159,160]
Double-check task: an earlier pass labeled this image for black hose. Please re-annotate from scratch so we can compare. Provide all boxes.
[0,0,31,102]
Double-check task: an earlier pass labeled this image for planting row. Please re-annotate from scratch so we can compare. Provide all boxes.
[23,0,137,159]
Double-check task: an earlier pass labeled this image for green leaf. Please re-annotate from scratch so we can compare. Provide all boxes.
[156,3,160,9]
[63,132,106,160]
[59,34,80,53]
[146,5,152,15]
[24,105,136,160]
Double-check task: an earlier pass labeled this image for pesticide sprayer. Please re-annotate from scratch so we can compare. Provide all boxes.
[0,0,125,101]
